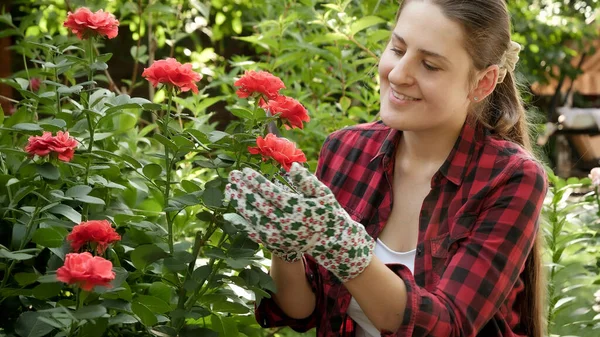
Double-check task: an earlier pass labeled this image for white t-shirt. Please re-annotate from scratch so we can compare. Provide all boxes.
[346,238,416,337]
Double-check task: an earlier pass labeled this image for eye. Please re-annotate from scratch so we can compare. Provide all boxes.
[390,48,405,57]
[423,62,440,71]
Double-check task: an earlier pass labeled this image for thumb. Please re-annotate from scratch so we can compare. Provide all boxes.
[289,162,332,197]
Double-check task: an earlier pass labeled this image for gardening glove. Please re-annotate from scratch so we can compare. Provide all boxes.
[226,171,303,263]
[225,163,375,282]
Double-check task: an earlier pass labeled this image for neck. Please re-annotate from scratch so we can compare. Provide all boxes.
[395,120,466,177]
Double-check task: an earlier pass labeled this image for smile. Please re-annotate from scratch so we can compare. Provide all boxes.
[390,90,421,103]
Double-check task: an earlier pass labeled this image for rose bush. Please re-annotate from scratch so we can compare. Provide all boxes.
[0,5,311,337]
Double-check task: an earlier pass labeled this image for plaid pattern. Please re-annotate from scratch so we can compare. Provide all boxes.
[256,120,548,337]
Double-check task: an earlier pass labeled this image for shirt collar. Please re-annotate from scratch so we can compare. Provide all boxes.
[372,120,486,186]
[437,120,485,186]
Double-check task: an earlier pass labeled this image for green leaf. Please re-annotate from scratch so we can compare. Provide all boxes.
[153,134,178,152]
[208,131,229,143]
[135,295,171,314]
[32,282,62,300]
[180,326,218,337]
[229,108,254,120]
[143,163,162,179]
[131,301,157,327]
[108,313,137,325]
[350,16,386,36]
[12,123,43,131]
[73,305,107,320]
[0,249,36,261]
[77,195,106,205]
[57,85,83,94]
[15,312,55,337]
[149,282,172,304]
[36,162,60,180]
[14,272,39,286]
[202,186,223,208]
[48,204,82,224]
[210,314,239,337]
[32,227,68,248]
[130,244,168,270]
[79,317,108,337]
[65,185,93,198]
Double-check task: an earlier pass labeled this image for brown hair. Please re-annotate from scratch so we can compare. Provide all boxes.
[396,1,545,336]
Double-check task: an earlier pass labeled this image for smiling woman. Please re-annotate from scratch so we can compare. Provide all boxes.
[226,0,548,337]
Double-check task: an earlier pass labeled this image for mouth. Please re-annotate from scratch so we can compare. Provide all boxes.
[388,89,422,105]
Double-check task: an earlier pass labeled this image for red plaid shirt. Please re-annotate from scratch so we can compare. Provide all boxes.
[256,120,548,337]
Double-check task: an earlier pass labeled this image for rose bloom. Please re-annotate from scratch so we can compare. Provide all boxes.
[67,220,121,254]
[56,252,115,291]
[63,8,119,40]
[30,78,41,92]
[25,131,78,162]
[248,133,307,171]
[590,168,600,186]
[142,58,202,93]
[260,95,310,129]
[234,70,285,100]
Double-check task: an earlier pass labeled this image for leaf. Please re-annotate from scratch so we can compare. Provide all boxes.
[135,295,171,314]
[57,85,83,94]
[77,195,106,205]
[79,317,108,337]
[202,186,223,208]
[108,313,137,325]
[130,244,168,270]
[32,283,62,300]
[143,163,162,179]
[14,273,39,286]
[12,123,43,131]
[32,227,68,248]
[153,134,178,153]
[0,249,36,261]
[350,16,386,36]
[210,314,239,337]
[131,301,158,327]
[73,305,107,320]
[65,185,93,198]
[149,282,172,304]
[229,108,254,120]
[223,213,249,227]
[180,326,218,337]
[208,131,229,143]
[48,204,82,224]
[36,162,60,180]
[15,312,55,337]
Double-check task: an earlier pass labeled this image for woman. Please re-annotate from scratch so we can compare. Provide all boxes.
[226,0,548,336]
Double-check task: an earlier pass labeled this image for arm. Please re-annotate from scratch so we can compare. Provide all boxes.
[270,255,316,319]
[345,159,547,337]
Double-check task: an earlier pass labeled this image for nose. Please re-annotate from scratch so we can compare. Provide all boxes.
[388,55,416,87]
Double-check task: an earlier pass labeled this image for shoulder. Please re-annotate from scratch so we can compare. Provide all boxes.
[479,136,548,192]
[321,120,391,155]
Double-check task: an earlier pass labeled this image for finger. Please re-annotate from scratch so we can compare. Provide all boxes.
[239,167,304,212]
[289,162,332,198]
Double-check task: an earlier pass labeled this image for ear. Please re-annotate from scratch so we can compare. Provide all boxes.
[470,65,499,102]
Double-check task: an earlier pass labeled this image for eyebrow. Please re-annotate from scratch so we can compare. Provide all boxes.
[392,33,450,64]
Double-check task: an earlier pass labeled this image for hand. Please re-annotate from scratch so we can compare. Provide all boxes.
[225,163,375,281]
[226,170,303,263]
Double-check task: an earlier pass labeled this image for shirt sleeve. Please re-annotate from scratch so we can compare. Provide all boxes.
[383,158,548,337]
[254,255,321,332]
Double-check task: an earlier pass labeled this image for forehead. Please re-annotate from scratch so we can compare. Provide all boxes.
[394,2,469,62]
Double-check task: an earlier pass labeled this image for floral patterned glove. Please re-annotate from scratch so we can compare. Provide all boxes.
[226,172,303,263]
[225,163,375,282]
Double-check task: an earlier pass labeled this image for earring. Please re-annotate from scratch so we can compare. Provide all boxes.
[473,97,479,101]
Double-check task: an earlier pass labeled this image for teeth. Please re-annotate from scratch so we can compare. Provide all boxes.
[392,91,419,101]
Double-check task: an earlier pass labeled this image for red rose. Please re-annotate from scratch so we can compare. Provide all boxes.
[30,78,41,92]
[260,95,310,129]
[248,134,307,171]
[56,252,115,291]
[234,71,285,100]
[67,220,121,254]
[25,131,78,162]
[25,132,54,157]
[64,8,119,40]
[142,58,202,94]
[51,131,78,162]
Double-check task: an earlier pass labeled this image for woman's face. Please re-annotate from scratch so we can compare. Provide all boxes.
[378,1,475,133]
